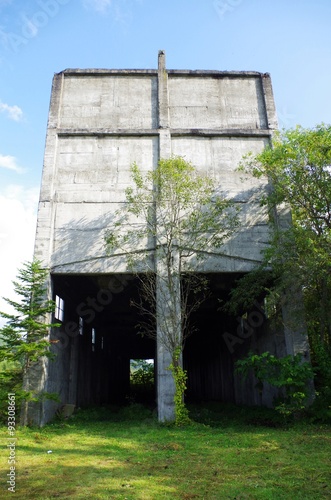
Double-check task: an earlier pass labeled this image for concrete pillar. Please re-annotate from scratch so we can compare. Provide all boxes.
[274,207,310,358]
[156,267,182,422]
[282,291,310,357]
[68,335,79,405]
[157,50,171,159]
[155,49,179,422]
[260,73,278,131]
[34,72,63,267]
[157,334,176,422]
[20,358,49,426]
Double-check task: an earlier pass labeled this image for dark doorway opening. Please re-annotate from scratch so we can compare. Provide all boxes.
[51,274,155,408]
[130,358,155,404]
[50,271,268,411]
[183,273,266,405]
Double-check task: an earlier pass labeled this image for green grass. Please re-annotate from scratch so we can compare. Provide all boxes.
[0,403,330,499]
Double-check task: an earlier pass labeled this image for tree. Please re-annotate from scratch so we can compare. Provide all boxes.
[230,124,331,408]
[106,156,239,423]
[0,261,59,423]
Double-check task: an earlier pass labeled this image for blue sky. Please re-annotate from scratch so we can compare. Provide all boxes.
[0,0,330,317]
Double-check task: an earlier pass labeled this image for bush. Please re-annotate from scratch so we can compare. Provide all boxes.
[130,359,154,388]
[235,351,314,419]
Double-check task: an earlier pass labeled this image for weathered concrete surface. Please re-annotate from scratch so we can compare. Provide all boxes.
[35,52,275,275]
[27,51,310,426]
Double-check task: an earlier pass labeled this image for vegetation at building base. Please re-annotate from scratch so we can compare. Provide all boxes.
[228,124,331,422]
[168,348,191,426]
[129,359,155,404]
[106,156,239,423]
[235,352,314,419]
[130,359,154,388]
[0,403,330,499]
[0,260,59,423]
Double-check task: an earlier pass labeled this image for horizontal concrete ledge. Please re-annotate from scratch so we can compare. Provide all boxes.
[57,129,159,137]
[50,251,265,273]
[171,129,272,137]
[57,128,272,138]
[59,69,266,78]
[60,69,158,76]
[168,70,267,78]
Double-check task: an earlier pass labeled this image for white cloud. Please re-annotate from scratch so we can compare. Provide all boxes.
[83,0,112,12]
[0,101,23,121]
[0,185,39,327]
[0,154,24,173]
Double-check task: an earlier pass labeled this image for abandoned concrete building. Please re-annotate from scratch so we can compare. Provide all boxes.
[24,51,310,425]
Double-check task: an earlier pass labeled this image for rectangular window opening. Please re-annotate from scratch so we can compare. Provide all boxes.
[130,359,154,387]
[79,316,84,336]
[54,295,65,322]
[92,327,96,352]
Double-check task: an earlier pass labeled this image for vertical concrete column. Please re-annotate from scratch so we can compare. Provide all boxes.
[263,74,311,363]
[68,335,79,405]
[156,272,177,422]
[274,206,311,366]
[260,73,278,131]
[156,50,178,422]
[34,72,64,268]
[157,50,171,159]
[282,289,310,357]
[20,357,49,426]
[23,75,64,426]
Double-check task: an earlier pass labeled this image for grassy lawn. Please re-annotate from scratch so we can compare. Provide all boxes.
[0,403,330,499]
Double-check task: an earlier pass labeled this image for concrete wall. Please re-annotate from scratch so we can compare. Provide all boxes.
[26,51,309,426]
[34,52,275,274]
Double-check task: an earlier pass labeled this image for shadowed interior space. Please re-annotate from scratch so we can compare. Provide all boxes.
[184,273,263,404]
[50,273,269,411]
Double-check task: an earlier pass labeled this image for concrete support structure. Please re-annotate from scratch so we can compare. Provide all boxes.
[24,51,310,426]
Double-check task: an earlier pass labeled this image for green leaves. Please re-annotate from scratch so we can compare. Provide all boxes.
[237,124,331,349]
[236,351,314,417]
[232,125,331,414]
[105,156,239,267]
[245,125,331,235]
[0,260,59,420]
[104,156,239,422]
[168,361,191,426]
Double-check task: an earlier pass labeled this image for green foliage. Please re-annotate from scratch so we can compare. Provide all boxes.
[168,363,191,426]
[232,125,331,408]
[130,359,154,389]
[308,335,331,421]
[106,156,239,264]
[105,156,239,421]
[241,125,331,320]
[237,123,331,306]
[243,124,331,233]
[0,260,59,422]
[168,348,191,426]
[224,268,277,316]
[236,352,314,418]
